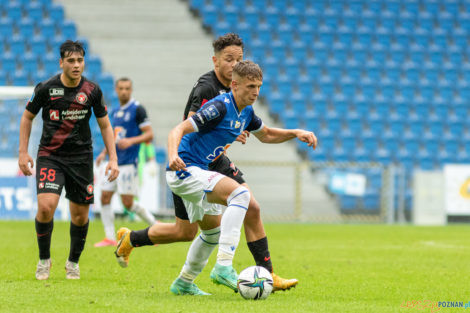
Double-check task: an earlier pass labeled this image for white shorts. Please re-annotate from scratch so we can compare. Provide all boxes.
[101,164,138,196]
[166,166,225,223]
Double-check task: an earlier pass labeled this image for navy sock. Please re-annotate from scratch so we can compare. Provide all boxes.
[35,218,54,260]
[68,220,89,263]
[247,237,273,273]
[130,227,153,247]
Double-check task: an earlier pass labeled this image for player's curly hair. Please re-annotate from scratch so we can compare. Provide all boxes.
[233,60,263,81]
[213,33,244,54]
[60,40,85,58]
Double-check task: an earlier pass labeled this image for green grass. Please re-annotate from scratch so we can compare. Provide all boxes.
[0,221,469,313]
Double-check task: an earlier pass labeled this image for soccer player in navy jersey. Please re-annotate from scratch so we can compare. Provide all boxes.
[18,40,119,280]
[94,78,156,247]
[116,61,317,295]
[115,33,300,292]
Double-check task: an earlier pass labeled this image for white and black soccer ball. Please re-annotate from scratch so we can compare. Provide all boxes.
[237,266,273,300]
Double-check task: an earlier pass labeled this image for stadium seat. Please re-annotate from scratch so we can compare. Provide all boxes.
[6,2,22,20]
[18,18,35,38]
[7,35,27,56]
[1,53,16,73]
[48,3,65,21]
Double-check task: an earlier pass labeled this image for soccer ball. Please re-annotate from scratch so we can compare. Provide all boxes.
[237,266,273,300]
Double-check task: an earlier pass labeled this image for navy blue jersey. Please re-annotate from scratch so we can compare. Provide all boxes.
[110,99,150,165]
[177,92,263,170]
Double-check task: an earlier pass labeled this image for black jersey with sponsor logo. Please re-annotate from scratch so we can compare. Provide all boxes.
[183,70,230,120]
[26,74,107,157]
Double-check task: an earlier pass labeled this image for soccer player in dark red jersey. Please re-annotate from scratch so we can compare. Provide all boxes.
[115,34,298,291]
[18,40,119,280]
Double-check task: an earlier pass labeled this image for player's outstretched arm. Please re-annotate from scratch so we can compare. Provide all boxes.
[18,110,36,176]
[253,126,317,149]
[167,119,195,171]
[97,115,119,181]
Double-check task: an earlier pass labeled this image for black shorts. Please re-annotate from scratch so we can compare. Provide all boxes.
[173,154,244,220]
[36,155,94,204]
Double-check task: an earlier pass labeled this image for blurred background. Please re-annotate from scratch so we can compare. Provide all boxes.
[0,0,469,225]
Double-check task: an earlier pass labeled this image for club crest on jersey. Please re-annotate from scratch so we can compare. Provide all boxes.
[49,109,59,121]
[76,92,88,104]
[49,88,64,96]
[38,182,44,189]
[87,184,94,195]
[201,104,220,121]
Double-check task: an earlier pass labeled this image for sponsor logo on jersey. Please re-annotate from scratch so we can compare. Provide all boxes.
[224,97,230,103]
[49,88,64,96]
[206,144,231,161]
[49,109,59,121]
[87,184,93,194]
[124,112,130,121]
[61,109,88,120]
[201,104,220,121]
[50,97,62,101]
[116,110,124,118]
[76,92,88,104]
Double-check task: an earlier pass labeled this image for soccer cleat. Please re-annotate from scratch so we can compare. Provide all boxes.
[94,238,117,247]
[65,260,80,280]
[210,263,238,292]
[35,259,51,280]
[114,227,133,268]
[170,278,211,296]
[272,273,298,292]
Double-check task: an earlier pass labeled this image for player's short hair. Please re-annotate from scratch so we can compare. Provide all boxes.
[115,77,132,86]
[233,60,263,81]
[212,33,244,54]
[60,40,85,58]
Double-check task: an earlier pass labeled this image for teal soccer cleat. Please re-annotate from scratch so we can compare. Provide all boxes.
[170,278,211,296]
[210,263,238,292]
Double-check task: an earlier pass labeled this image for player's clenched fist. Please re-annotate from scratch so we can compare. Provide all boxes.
[169,155,187,171]
[105,159,119,182]
[297,130,318,149]
[18,152,34,176]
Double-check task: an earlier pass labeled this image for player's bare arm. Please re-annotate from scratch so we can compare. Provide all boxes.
[117,125,154,150]
[97,115,119,181]
[168,119,195,171]
[253,126,317,149]
[18,110,36,176]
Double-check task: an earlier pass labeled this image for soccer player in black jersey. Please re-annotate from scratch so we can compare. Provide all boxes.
[18,40,119,280]
[115,34,298,291]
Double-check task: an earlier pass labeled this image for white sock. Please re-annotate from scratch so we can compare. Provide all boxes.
[100,204,116,241]
[179,227,220,283]
[130,203,156,225]
[217,186,250,266]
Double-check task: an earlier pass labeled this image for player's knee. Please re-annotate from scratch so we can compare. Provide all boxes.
[246,196,261,216]
[228,186,251,208]
[101,193,112,205]
[37,202,55,219]
[121,199,133,210]
[72,215,88,226]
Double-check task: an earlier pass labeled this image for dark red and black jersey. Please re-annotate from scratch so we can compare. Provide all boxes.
[183,70,230,120]
[26,74,107,157]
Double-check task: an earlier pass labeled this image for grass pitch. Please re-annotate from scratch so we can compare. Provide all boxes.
[0,220,469,313]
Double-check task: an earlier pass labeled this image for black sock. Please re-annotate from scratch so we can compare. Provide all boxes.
[68,220,89,263]
[130,227,153,247]
[247,237,273,273]
[35,218,54,260]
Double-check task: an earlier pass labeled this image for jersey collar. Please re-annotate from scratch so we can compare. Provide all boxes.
[229,92,241,117]
[119,98,135,111]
